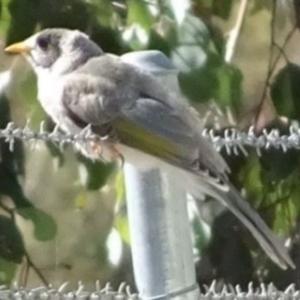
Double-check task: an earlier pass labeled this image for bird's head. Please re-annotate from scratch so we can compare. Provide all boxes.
[5,28,103,76]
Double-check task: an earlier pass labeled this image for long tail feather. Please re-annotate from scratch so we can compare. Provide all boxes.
[191,177,295,269]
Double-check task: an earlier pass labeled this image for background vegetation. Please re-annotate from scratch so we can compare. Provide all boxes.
[0,0,299,291]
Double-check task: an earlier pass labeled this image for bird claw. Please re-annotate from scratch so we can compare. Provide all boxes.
[109,144,124,167]
[90,141,124,167]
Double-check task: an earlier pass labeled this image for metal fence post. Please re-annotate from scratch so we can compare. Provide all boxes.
[122,51,199,299]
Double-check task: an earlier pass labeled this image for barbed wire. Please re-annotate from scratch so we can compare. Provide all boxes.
[0,281,300,300]
[1,121,300,156]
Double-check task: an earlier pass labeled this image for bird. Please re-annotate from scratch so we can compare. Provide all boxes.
[5,28,294,269]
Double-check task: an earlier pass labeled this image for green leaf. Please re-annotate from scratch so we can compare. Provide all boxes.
[43,118,65,166]
[238,154,264,207]
[0,257,17,285]
[0,162,32,209]
[127,0,155,31]
[177,13,210,46]
[148,29,172,56]
[0,93,10,128]
[171,14,227,103]
[90,24,126,54]
[0,94,25,176]
[39,0,90,31]
[77,155,115,190]
[212,0,234,20]
[192,217,210,253]
[172,45,207,73]
[6,0,39,45]
[271,63,300,120]
[260,148,299,182]
[115,171,125,203]
[273,191,297,235]
[0,0,12,33]
[20,73,47,127]
[0,0,2,19]
[250,1,273,14]
[17,207,57,241]
[89,0,114,27]
[0,215,25,263]
[215,64,243,112]
[75,192,88,210]
[177,52,220,103]
[114,214,130,245]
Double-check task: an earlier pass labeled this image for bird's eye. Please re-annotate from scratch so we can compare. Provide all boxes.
[37,36,50,50]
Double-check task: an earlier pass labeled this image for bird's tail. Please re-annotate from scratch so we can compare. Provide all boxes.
[190,177,295,269]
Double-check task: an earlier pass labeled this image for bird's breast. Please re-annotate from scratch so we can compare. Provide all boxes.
[37,75,80,133]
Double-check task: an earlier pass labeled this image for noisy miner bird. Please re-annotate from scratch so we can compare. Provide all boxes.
[5,28,294,269]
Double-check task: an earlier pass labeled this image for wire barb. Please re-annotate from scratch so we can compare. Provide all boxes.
[1,121,300,155]
[202,122,300,156]
[0,282,298,299]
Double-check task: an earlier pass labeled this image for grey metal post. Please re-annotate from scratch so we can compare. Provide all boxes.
[122,51,199,299]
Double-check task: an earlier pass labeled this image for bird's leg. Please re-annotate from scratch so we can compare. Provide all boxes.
[90,141,103,156]
[109,144,124,167]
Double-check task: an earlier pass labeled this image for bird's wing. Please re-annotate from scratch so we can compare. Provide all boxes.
[61,55,229,177]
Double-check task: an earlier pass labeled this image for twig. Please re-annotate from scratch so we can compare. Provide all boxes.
[254,0,297,129]
[0,203,49,286]
[24,252,49,287]
[225,0,249,63]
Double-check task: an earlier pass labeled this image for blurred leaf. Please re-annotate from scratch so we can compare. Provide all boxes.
[177,52,219,102]
[127,0,155,31]
[0,0,11,33]
[44,118,65,166]
[6,0,39,45]
[211,0,234,20]
[0,0,2,20]
[78,155,115,190]
[39,0,90,31]
[169,0,191,24]
[123,25,149,49]
[89,0,114,27]
[91,24,126,54]
[215,64,243,112]
[0,94,25,176]
[75,192,88,210]
[17,207,57,241]
[0,257,17,285]
[0,162,32,208]
[172,14,231,103]
[259,121,300,183]
[271,63,300,120]
[115,171,125,203]
[250,0,273,14]
[208,212,254,287]
[148,29,172,55]
[0,93,10,128]
[113,173,129,244]
[239,155,264,207]
[192,217,210,253]
[294,0,300,29]
[45,141,65,167]
[177,13,210,46]
[0,215,25,263]
[20,73,46,126]
[114,214,130,245]
[273,191,298,234]
[172,45,207,73]
[260,149,299,181]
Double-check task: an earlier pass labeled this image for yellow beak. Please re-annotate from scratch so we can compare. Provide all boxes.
[5,41,31,54]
